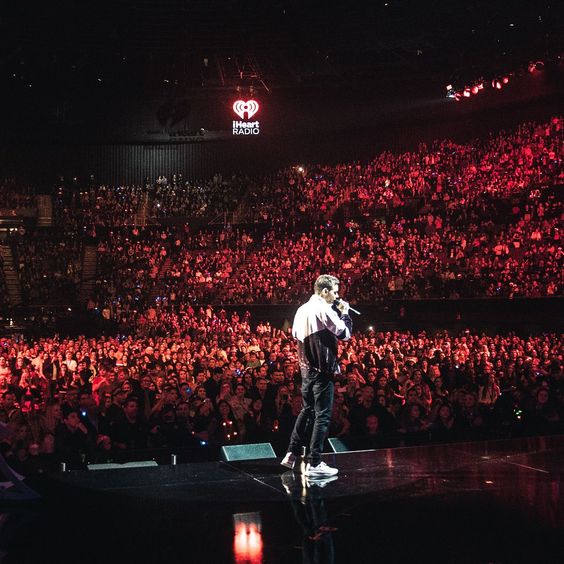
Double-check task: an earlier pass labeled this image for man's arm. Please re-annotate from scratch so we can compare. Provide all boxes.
[322,306,352,341]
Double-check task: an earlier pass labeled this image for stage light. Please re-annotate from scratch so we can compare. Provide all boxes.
[471,86,479,95]
[492,79,502,89]
[528,60,545,73]
[233,513,263,564]
[463,89,471,97]
[446,85,456,99]
[502,76,509,84]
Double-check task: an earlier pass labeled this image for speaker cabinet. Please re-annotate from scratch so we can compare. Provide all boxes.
[220,443,276,462]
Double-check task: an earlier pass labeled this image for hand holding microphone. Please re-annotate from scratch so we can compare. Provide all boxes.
[335,298,349,315]
[334,298,361,316]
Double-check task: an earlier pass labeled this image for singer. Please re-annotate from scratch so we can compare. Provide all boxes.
[281,274,352,477]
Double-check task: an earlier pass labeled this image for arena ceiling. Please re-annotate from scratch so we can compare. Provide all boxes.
[2,0,563,93]
[0,1,562,145]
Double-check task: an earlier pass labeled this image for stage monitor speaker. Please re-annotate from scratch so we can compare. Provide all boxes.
[328,437,351,453]
[87,461,158,471]
[220,442,276,462]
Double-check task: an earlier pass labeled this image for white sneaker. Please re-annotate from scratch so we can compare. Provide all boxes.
[280,452,298,470]
[305,475,339,488]
[304,461,338,477]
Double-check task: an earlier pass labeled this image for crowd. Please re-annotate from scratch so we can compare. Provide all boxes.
[0,305,564,466]
[0,116,559,310]
[0,179,35,213]
[0,104,561,497]
[343,193,562,300]
[149,173,249,219]
[52,184,146,233]
[239,117,564,222]
[0,303,562,472]
[47,117,563,228]
[91,228,170,318]
[6,186,561,311]
[9,229,83,305]
[82,186,561,320]
[0,118,560,310]
[51,173,250,232]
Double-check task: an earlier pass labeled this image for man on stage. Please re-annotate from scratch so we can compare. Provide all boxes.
[281,274,352,477]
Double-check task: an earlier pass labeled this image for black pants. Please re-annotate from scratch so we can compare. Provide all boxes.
[288,369,334,466]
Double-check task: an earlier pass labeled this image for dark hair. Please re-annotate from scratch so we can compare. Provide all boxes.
[124,395,139,407]
[160,404,176,418]
[314,274,339,294]
[438,403,453,416]
[216,399,235,419]
[175,401,190,413]
[62,405,79,419]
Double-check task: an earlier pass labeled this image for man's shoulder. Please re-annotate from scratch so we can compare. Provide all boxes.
[292,300,311,324]
[295,295,329,316]
[294,299,313,315]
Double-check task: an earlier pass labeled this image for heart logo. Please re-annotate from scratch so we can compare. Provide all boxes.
[233,99,259,120]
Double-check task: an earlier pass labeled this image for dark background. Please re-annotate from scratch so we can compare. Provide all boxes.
[0,1,563,183]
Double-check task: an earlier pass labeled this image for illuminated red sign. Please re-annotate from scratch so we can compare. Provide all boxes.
[233,100,259,120]
[232,99,261,135]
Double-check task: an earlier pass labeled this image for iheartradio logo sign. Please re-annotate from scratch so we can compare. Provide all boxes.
[233,99,259,120]
[232,99,261,136]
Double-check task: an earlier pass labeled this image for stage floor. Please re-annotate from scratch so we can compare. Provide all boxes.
[4,435,564,563]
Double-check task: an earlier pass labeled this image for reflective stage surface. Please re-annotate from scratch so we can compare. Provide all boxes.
[3,435,564,563]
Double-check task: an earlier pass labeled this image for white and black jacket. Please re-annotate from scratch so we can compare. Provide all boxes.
[292,294,352,376]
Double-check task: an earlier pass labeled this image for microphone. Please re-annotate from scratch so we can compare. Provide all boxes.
[334,299,361,316]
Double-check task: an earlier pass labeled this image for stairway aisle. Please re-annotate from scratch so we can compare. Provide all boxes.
[0,245,22,307]
[36,195,53,228]
[78,245,98,303]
